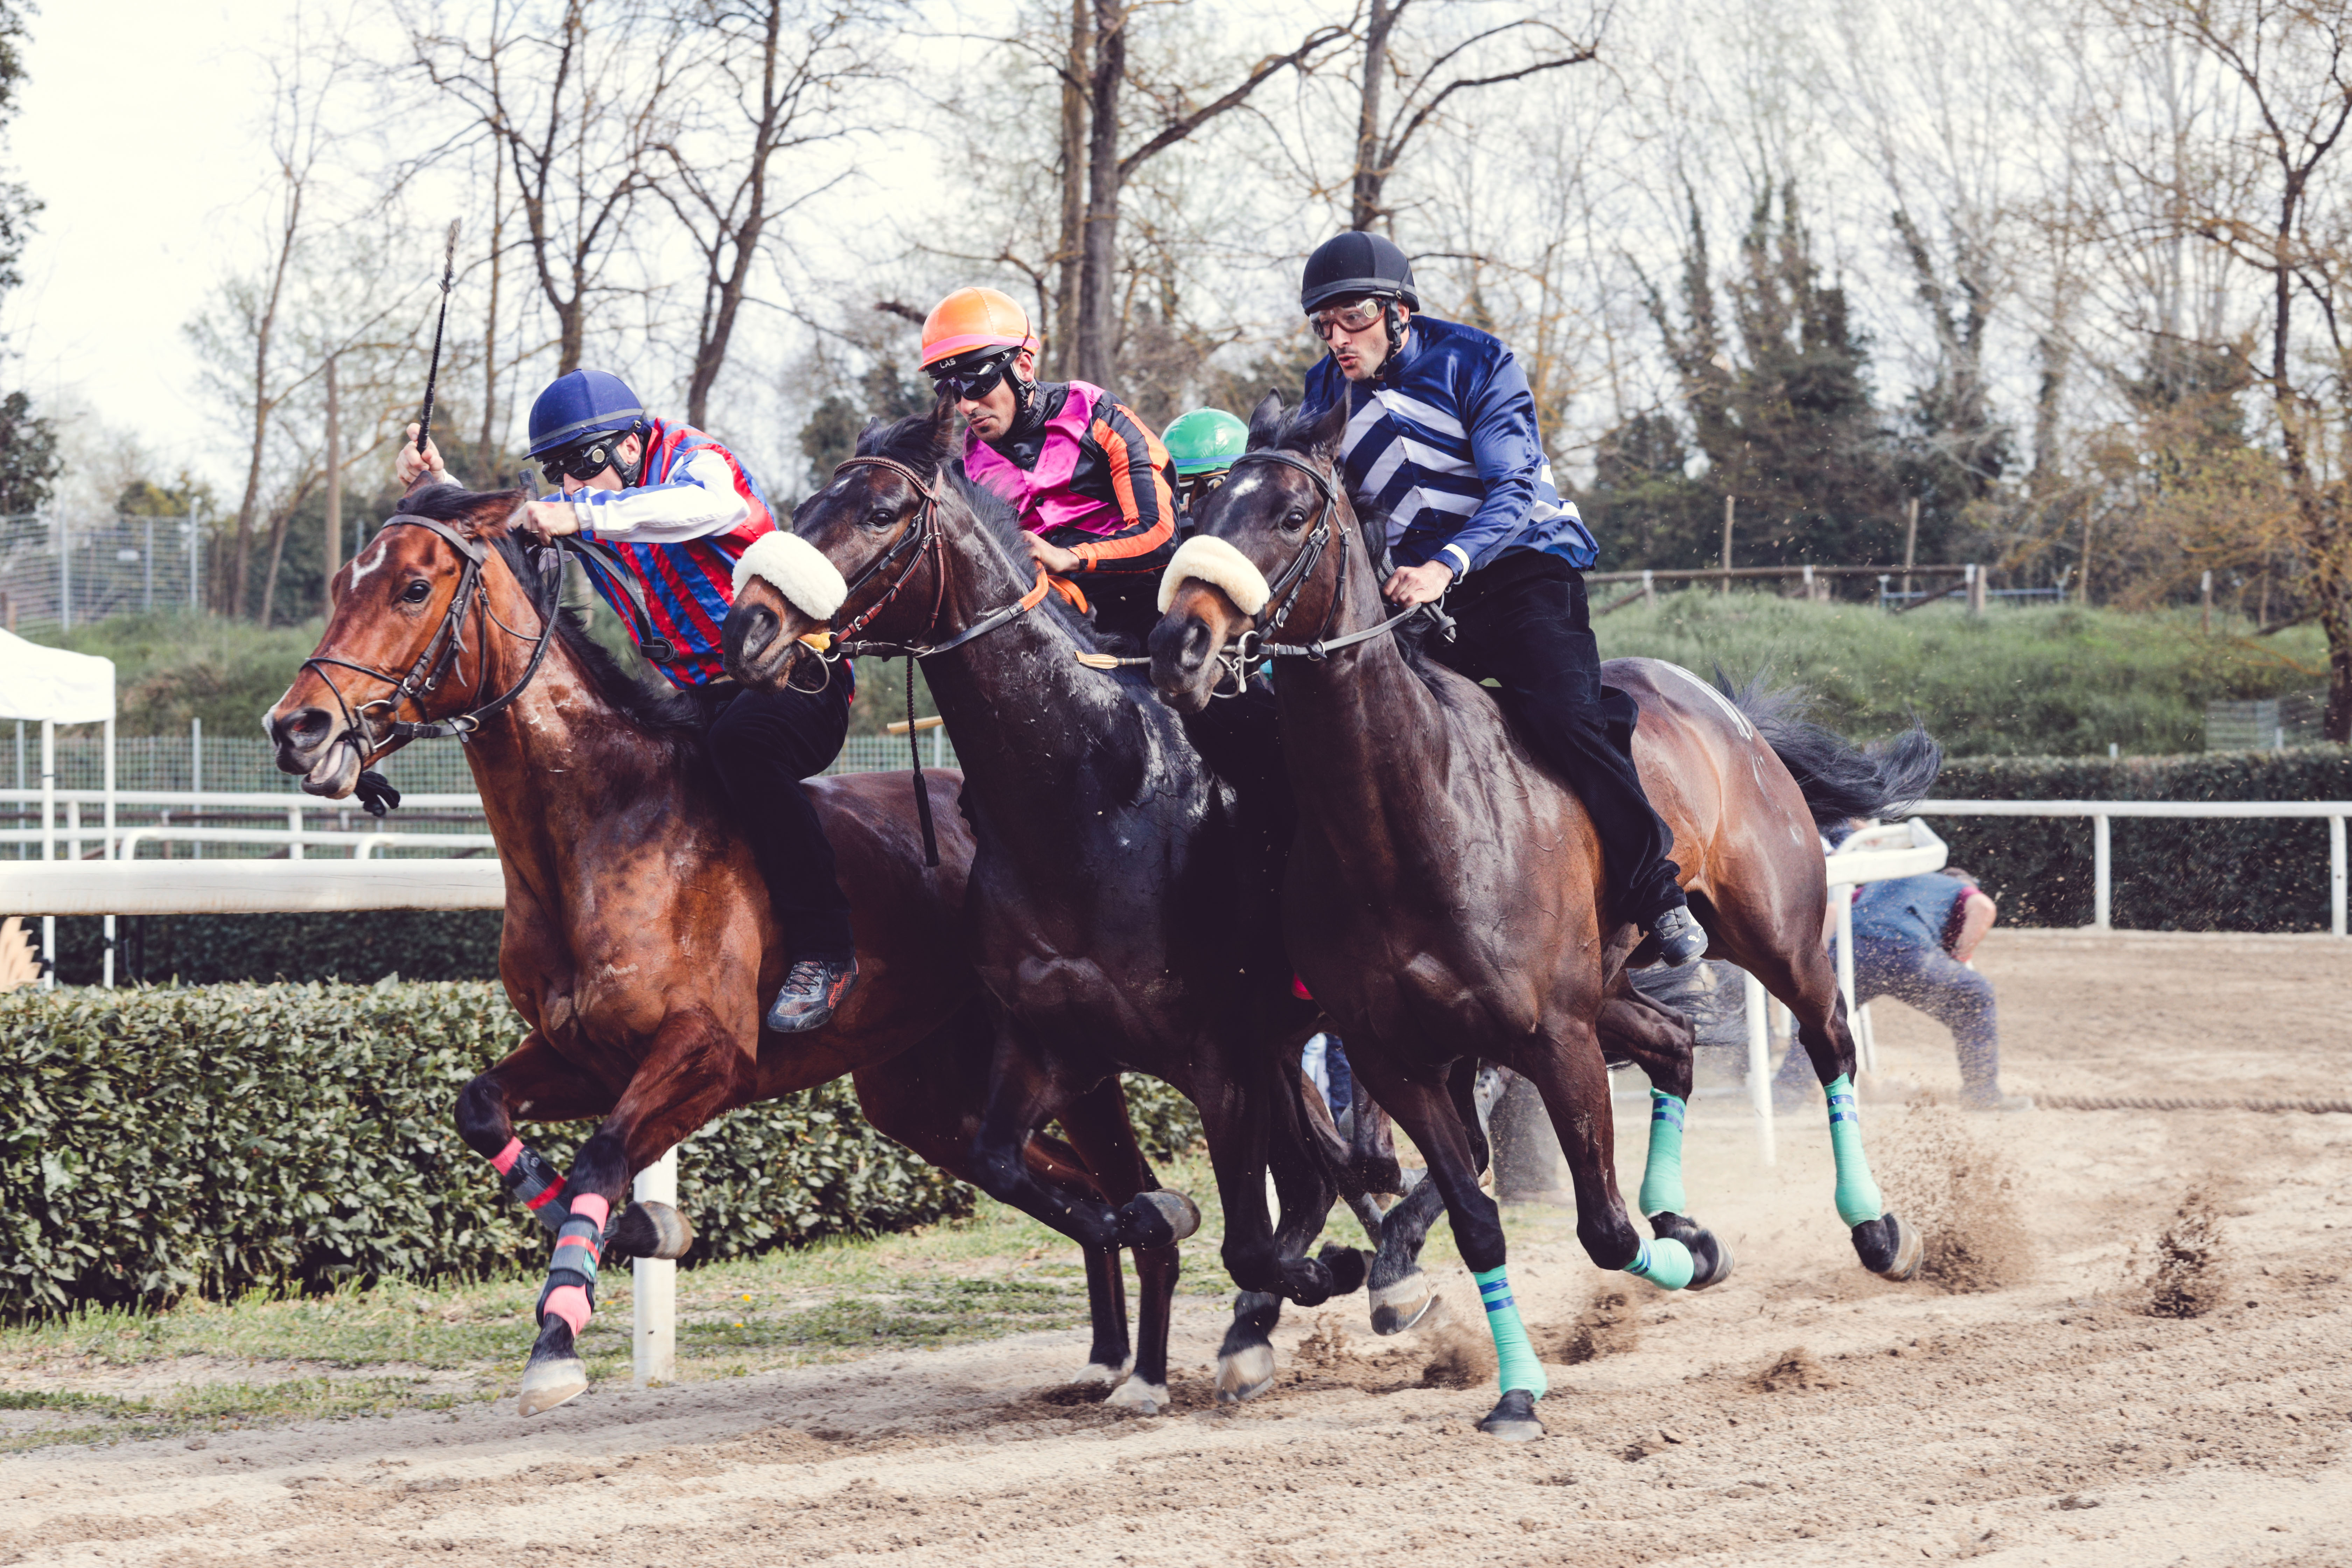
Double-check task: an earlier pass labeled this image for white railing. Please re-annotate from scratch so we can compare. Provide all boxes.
[1913,799,2351,937]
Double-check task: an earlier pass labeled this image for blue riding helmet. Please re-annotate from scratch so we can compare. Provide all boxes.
[527,369,648,458]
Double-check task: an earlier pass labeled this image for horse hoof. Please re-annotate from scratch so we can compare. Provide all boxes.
[609,1201,695,1261]
[1318,1242,1370,1296]
[1854,1211,1924,1282]
[1686,1231,1736,1290]
[518,1354,589,1417]
[1070,1358,1130,1387]
[1476,1388,1546,1441]
[1216,1343,1276,1404]
[1368,1272,1438,1336]
[1104,1377,1169,1416]
[1121,1190,1201,1247]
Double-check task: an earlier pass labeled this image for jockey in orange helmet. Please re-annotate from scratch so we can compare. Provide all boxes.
[919,287,1179,641]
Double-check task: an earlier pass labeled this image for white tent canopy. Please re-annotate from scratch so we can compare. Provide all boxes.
[0,629,115,723]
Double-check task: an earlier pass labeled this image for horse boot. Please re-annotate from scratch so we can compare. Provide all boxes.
[1823,1074,1923,1281]
[1633,1090,1734,1289]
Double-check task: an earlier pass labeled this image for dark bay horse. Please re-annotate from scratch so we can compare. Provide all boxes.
[722,404,1369,1410]
[1149,398,1938,1438]
[265,482,1176,1416]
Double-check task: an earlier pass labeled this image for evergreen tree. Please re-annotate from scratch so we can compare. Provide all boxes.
[797,358,932,497]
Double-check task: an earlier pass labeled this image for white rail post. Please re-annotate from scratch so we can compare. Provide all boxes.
[287,803,303,861]
[1833,883,1871,1073]
[633,1147,678,1387]
[1743,969,1775,1164]
[103,716,115,989]
[2332,816,2346,939]
[38,719,53,987]
[189,718,202,862]
[2093,813,2112,930]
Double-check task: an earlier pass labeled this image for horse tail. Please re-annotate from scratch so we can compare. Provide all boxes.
[1714,670,1943,831]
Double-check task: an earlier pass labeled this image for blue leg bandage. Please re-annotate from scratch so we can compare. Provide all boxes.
[1623,1237,1695,1290]
[1636,1090,1688,1217]
[1471,1265,1548,1397]
[1825,1073,1884,1226]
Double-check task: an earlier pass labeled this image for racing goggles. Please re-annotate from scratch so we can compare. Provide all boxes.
[542,435,625,484]
[1308,297,1389,340]
[927,349,1017,402]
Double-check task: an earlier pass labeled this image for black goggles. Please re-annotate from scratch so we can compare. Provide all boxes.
[927,352,1016,402]
[542,436,623,483]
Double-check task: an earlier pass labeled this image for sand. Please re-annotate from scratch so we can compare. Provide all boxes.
[4,928,2350,1566]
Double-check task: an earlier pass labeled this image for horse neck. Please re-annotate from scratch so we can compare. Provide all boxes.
[911,499,1156,850]
[450,553,687,874]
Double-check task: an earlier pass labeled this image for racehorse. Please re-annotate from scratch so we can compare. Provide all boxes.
[265,482,1178,1417]
[1148,396,1940,1438]
[722,402,1370,1410]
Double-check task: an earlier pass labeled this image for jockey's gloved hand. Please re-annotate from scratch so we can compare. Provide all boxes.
[355,771,402,818]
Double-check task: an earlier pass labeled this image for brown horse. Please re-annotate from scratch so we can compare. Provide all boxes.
[1149,399,1936,1438]
[265,482,1177,1416]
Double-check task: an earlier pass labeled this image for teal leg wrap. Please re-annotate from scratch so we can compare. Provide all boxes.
[1636,1090,1688,1217]
[1623,1237,1695,1290]
[1825,1073,1884,1226]
[1471,1265,1548,1397]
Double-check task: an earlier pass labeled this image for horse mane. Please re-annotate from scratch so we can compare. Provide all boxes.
[390,483,708,745]
[851,408,1113,651]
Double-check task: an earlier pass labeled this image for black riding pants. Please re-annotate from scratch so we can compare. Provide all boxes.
[1426,549,1685,927]
[705,678,855,958]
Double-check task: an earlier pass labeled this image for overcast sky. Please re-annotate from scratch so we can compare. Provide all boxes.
[12,1,281,490]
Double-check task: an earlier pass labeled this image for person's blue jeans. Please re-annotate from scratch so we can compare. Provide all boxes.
[1774,937,1999,1102]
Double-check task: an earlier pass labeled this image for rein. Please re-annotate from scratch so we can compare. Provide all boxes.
[1220,449,1439,666]
[298,508,567,811]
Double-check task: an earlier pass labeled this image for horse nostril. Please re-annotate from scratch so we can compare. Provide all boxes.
[275,708,329,748]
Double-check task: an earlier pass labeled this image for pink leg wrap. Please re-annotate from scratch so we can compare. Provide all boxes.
[542,1284,592,1336]
[568,1192,611,1229]
[489,1137,523,1175]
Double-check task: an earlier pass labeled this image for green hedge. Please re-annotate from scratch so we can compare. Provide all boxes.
[1927,750,2352,931]
[48,910,503,987]
[0,981,1204,1319]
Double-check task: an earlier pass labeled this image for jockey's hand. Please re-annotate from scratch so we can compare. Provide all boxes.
[1025,534,1083,575]
[396,425,447,489]
[1382,559,1454,606]
[518,500,582,542]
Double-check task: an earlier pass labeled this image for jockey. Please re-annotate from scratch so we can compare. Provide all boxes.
[1293,232,1707,967]
[919,287,1179,640]
[1163,407,1250,523]
[396,369,863,1032]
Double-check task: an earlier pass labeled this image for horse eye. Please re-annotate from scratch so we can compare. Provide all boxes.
[1283,508,1308,528]
[867,506,897,526]
[401,579,433,603]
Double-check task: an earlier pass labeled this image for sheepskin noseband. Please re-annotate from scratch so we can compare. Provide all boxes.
[733,531,848,621]
[1157,534,1271,616]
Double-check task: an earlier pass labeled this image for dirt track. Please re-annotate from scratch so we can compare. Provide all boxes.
[5,929,2352,1566]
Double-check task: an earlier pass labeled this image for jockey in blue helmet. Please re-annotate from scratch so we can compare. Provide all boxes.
[398,369,862,1031]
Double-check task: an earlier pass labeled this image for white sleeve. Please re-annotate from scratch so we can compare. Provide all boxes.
[569,448,752,542]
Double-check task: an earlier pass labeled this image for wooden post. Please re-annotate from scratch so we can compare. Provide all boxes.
[323,355,341,615]
[1901,496,1918,598]
[2200,569,2212,633]
[2078,505,2093,604]
[1641,568,1654,608]
[1967,562,1986,617]
[1721,495,1735,596]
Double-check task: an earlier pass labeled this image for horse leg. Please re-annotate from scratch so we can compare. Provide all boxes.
[1711,921,1923,1283]
[1050,1076,1186,1415]
[454,1032,615,1238]
[1596,986,1735,1288]
[1210,1066,1360,1405]
[1345,1053,1548,1441]
[519,1006,752,1418]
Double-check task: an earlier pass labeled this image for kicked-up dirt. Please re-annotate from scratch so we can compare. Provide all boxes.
[2,928,2349,1566]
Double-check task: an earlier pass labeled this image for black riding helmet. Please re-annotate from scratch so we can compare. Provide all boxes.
[1300,231,1419,373]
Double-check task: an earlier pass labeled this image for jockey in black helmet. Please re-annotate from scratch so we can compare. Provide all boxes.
[398,370,863,1031]
[1293,232,1707,968]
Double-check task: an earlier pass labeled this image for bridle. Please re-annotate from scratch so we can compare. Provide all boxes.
[297,509,567,776]
[1218,449,1439,669]
[813,454,1056,663]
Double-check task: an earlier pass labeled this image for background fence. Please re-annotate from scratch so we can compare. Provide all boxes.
[0,510,202,634]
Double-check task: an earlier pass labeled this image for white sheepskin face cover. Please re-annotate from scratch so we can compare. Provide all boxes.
[1157,534,1272,616]
[733,531,849,621]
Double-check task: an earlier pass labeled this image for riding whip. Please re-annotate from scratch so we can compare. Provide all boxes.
[414,219,461,457]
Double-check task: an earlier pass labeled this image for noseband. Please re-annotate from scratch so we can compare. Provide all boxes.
[298,509,567,771]
[1220,450,1436,665]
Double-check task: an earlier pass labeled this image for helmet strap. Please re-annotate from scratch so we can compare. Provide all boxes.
[1379,300,1405,380]
[612,421,647,486]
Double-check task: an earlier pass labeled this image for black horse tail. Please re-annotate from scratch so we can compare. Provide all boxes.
[1714,671,1943,832]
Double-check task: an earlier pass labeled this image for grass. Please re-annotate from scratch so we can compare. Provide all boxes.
[0,1150,1394,1451]
[1594,590,2335,756]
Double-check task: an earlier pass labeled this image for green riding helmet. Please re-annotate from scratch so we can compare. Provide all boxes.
[1163,408,1250,477]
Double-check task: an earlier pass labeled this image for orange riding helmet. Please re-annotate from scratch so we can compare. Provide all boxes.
[920,287,1040,370]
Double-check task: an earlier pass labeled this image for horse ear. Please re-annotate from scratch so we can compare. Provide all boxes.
[929,391,961,452]
[1301,395,1350,460]
[1246,390,1285,446]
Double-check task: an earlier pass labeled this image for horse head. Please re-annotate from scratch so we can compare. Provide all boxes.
[1148,392,1361,714]
[266,485,532,798]
[723,397,974,691]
